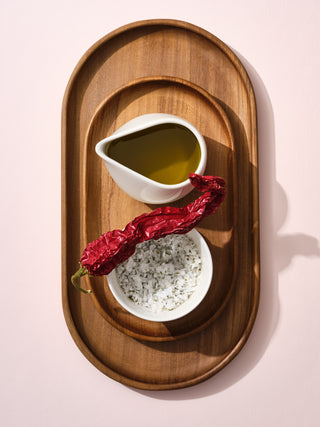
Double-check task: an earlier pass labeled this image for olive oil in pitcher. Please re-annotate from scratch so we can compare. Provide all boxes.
[106,123,201,185]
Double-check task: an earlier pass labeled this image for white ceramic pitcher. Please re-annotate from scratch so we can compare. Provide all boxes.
[95,113,207,204]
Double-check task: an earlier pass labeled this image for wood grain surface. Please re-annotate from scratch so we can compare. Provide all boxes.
[61,19,259,390]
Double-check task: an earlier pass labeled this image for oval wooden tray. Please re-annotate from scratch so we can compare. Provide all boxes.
[62,19,259,390]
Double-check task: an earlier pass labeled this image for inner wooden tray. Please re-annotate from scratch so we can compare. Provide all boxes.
[62,19,259,390]
[83,76,237,341]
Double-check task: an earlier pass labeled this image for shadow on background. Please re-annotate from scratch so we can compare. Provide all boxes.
[134,52,320,399]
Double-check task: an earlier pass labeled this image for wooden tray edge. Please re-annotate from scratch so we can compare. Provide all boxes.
[61,19,260,390]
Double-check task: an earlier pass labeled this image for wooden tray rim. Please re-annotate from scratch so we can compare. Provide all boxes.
[61,19,260,390]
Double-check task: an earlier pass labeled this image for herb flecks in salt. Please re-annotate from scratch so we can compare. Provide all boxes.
[115,234,202,312]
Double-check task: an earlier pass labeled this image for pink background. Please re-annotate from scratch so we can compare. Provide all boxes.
[1,1,320,426]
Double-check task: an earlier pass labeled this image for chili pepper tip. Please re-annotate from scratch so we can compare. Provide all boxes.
[71,266,92,294]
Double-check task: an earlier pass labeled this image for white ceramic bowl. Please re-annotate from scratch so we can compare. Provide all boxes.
[106,229,213,322]
[95,113,207,204]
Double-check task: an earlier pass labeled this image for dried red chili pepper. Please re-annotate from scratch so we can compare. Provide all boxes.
[71,173,226,293]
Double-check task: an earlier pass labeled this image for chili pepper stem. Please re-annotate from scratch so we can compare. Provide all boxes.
[71,266,92,294]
